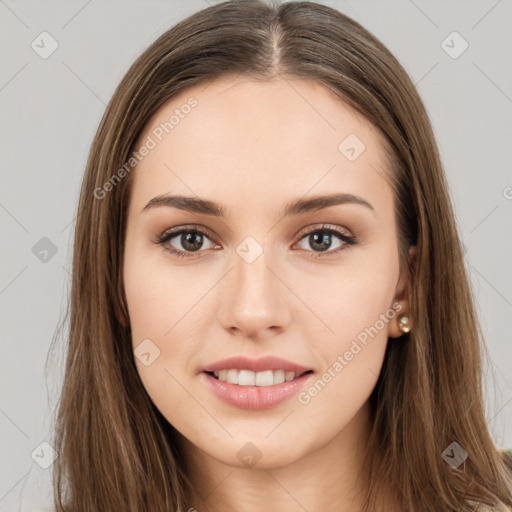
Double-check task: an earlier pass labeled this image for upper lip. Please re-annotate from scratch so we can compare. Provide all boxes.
[202,356,313,374]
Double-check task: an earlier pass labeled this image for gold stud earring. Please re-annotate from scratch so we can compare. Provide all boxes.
[398,314,411,333]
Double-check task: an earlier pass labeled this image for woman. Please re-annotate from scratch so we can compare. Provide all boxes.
[50,1,512,510]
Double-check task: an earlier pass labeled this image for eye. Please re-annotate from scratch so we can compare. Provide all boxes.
[294,224,357,258]
[153,225,219,259]
[153,223,357,259]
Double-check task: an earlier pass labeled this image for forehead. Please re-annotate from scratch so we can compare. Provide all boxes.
[129,75,392,217]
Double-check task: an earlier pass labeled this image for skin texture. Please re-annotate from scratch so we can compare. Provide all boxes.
[123,75,412,512]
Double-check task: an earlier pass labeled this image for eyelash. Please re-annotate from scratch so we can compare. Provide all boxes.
[153,224,357,260]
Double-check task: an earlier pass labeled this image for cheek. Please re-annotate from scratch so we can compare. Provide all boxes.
[294,276,396,440]
[123,241,202,340]
[309,249,399,340]
[124,256,202,428]
[303,249,399,396]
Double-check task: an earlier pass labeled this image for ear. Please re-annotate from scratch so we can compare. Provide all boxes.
[388,245,416,338]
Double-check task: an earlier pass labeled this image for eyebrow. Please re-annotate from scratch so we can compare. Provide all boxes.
[141,192,375,217]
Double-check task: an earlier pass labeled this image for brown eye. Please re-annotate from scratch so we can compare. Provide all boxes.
[295,225,357,258]
[155,226,218,258]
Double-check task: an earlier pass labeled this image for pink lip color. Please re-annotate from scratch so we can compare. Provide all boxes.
[200,371,314,410]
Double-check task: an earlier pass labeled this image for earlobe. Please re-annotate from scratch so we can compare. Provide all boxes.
[389,245,416,339]
[397,313,412,333]
[389,309,412,338]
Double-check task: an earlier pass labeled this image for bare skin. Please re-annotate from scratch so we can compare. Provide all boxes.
[122,75,412,512]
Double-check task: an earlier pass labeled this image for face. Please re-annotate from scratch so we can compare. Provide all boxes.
[122,75,411,470]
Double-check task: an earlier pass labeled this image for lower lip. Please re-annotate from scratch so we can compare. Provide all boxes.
[200,371,314,410]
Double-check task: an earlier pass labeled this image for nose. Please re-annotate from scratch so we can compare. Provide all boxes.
[217,248,292,340]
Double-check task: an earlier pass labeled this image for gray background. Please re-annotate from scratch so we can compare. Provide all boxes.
[1,0,511,510]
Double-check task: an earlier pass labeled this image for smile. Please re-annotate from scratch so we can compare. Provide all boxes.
[201,371,314,410]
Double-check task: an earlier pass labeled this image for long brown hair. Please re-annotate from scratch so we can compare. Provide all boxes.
[48,1,512,510]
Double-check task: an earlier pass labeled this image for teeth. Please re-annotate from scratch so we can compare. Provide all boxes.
[226,369,238,384]
[212,369,304,386]
[239,370,255,386]
[285,371,295,382]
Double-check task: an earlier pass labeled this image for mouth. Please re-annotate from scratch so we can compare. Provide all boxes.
[205,369,314,386]
[201,369,315,410]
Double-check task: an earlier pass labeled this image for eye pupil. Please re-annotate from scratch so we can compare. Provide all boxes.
[310,232,332,252]
[182,232,203,252]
